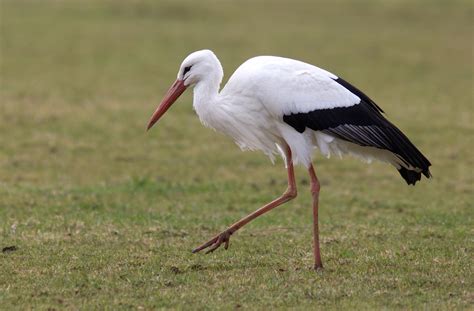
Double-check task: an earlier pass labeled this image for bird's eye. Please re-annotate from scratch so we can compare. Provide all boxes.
[183,66,192,75]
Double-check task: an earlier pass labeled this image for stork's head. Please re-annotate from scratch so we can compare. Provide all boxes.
[146,49,223,130]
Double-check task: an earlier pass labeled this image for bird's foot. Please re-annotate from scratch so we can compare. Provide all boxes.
[192,229,233,254]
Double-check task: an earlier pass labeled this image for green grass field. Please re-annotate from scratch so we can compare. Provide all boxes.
[1,0,472,309]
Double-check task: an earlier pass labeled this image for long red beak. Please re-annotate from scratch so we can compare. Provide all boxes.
[147,79,187,131]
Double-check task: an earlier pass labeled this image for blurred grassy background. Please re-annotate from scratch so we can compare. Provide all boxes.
[0,0,472,309]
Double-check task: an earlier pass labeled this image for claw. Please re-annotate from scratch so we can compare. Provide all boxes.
[192,236,218,253]
[193,230,233,254]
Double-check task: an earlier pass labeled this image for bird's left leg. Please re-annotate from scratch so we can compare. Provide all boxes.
[192,145,297,254]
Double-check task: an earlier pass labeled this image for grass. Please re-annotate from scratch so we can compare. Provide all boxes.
[0,0,473,309]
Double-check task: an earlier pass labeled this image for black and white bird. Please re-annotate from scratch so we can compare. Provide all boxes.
[147,50,431,269]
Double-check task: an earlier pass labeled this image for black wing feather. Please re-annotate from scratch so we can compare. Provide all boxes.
[283,77,431,185]
[334,77,385,114]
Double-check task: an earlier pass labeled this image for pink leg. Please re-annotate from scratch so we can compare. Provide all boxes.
[193,145,297,254]
[308,164,323,269]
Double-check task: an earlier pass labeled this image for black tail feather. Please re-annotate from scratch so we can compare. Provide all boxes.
[398,168,421,185]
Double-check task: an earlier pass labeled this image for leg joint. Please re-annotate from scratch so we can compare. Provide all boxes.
[284,187,297,199]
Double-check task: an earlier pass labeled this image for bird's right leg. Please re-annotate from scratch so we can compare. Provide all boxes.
[308,163,323,270]
[192,146,297,254]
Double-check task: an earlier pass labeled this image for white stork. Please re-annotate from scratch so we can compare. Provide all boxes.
[146,50,431,269]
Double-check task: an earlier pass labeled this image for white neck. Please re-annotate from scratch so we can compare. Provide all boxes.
[192,61,224,123]
[193,78,220,114]
[186,51,225,125]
